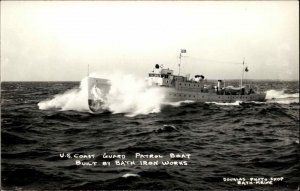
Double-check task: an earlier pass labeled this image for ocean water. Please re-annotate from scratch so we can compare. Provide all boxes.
[1,79,299,190]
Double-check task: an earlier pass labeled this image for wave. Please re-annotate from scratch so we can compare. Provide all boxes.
[206,90,299,105]
[38,74,166,116]
[266,89,299,99]
[265,89,299,104]
[205,101,241,106]
[122,173,140,178]
[38,77,90,112]
[103,74,166,117]
[163,100,195,107]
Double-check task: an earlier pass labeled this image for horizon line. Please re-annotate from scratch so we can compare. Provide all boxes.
[1,79,299,83]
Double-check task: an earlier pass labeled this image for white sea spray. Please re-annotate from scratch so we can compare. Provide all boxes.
[38,73,166,116]
[265,89,299,104]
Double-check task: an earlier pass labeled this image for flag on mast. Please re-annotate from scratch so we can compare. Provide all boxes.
[245,66,249,72]
[181,49,186,53]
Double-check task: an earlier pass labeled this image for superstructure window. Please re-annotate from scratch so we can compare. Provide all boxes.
[149,73,161,77]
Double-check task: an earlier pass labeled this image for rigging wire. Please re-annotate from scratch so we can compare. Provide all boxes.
[173,53,250,82]
[186,56,243,65]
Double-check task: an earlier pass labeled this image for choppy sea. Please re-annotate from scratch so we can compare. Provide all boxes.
[1,78,299,190]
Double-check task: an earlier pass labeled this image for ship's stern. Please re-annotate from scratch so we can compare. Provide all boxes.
[255,92,267,102]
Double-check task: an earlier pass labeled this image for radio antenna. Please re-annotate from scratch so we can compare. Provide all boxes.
[240,58,245,88]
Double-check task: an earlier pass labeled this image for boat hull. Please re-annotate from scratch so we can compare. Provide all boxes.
[87,77,266,112]
[88,77,111,112]
[165,89,266,103]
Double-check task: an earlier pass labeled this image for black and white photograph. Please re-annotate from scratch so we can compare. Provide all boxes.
[1,1,299,190]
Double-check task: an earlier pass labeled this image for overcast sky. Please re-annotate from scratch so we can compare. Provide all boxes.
[1,1,299,81]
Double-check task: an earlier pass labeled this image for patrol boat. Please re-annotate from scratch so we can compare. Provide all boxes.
[88,50,266,112]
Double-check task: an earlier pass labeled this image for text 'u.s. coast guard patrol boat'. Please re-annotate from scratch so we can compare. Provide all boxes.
[88,50,266,112]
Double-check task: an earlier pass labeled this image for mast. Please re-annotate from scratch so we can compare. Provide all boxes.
[178,52,182,75]
[178,49,186,75]
[240,58,245,88]
[88,64,90,77]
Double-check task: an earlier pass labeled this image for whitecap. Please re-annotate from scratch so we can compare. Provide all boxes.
[122,173,140,178]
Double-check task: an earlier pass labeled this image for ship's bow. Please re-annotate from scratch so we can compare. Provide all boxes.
[88,77,111,112]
